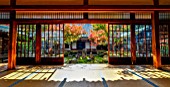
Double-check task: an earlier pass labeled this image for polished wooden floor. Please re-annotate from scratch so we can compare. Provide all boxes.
[0,64,170,87]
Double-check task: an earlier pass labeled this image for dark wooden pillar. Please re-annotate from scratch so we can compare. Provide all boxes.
[2,36,4,55]
[153,0,159,6]
[8,11,17,70]
[152,11,161,68]
[108,24,110,64]
[131,24,136,64]
[84,13,88,19]
[63,24,65,60]
[10,0,16,7]
[168,24,170,58]
[83,0,88,20]
[70,42,72,50]
[90,41,91,51]
[36,24,41,64]
[130,13,136,64]
[84,0,88,6]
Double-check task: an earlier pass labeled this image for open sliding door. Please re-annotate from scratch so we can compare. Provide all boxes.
[40,24,64,64]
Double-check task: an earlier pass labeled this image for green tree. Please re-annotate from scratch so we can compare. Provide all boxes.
[89,24,108,45]
[64,24,86,44]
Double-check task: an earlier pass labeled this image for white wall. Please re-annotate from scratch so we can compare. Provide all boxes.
[91,45,96,49]
[65,42,98,50]
[85,42,90,49]
[72,42,77,49]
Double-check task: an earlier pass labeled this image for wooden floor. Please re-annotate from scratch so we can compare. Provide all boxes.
[0,64,170,87]
[0,63,7,72]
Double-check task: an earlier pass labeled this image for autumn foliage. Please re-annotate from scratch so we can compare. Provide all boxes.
[88,24,108,46]
[64,24,86,44]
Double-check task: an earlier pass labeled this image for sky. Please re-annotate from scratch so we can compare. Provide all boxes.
[0,24,9,32]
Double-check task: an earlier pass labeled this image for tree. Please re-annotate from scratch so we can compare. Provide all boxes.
[88,24,108,46]
[64,24,86,44]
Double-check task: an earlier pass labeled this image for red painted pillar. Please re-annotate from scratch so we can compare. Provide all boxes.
[152,11,161,68]
[8,21,17,70]
[8,10,17,70]
[35,24,41,64]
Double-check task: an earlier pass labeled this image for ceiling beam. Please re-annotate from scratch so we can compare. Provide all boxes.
[15,19,151,24]
[84,0,88,6]
[153,0,159,6]
[0,5,170,11]
[10,0,16,7]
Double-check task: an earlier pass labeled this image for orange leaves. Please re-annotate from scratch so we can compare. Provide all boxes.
[64,24,87,44]
[65,24,84,35]
[88,29,107,46]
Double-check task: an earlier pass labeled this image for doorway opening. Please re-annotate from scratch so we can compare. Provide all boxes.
[0,24,9,71]
[64,24,108,64]
[15,23,155,65]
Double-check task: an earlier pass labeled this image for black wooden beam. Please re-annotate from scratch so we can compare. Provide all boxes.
[10,0,16,7]
[153,0,159,6]
[130,13,135,20]
[84,0,88,6]
[13,5,170,11]
[14,19,152,24]
[0,20,10,24]
[83,13,88,19]
[1,5,170,11]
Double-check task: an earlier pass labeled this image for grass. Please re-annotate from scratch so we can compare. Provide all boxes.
[64,55,108,64]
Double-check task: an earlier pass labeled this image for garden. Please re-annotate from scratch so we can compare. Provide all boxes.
[64,24,108,64]
[64,50,108,64]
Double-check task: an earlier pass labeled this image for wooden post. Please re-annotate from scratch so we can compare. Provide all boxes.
[152,11,161,68]
[84,13,88,19]
[35,24,41,64]
[84,0,88,6]
[131,24,136,64]
[90,41,91,52]
[2,36,4,55]
[8,11,17,70]
[130,13,136,64]
[168,24,170,59]
[108,24,110,64]
[10,0,16,7]
[62,24,65,62]
[153,0,159,6]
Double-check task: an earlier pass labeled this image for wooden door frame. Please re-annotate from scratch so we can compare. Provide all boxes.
[7,19,156,66]
[158,22,170,65]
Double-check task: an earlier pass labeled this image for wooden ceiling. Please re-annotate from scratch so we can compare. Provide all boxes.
[159,0,170,5]
[16,0,84,5]
[0,0,170,5]
[89,0,153,5]
[0,0,10,5]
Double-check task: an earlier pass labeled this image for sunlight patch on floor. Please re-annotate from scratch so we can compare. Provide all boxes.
[0,64,170,83]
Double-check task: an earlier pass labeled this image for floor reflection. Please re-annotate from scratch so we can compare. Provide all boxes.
[0,64,170,87]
